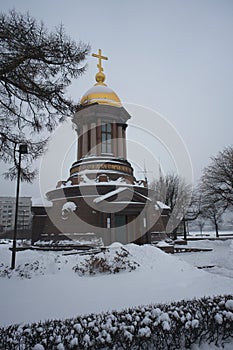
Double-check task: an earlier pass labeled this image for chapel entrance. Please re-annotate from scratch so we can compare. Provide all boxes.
[115,215,127,244]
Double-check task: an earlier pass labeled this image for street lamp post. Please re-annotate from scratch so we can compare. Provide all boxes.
[11,144,28,270]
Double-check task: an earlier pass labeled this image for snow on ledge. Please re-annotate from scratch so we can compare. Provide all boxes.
[93,187,128,203]
[156,201,170,210]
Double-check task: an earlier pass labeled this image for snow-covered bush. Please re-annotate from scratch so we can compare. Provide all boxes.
[0,260,46,279]
[72,247,140,276]
[0,295,232,349]
[0,255,67,279]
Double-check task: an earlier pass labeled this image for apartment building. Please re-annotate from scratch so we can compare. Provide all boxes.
[0,197,32,232]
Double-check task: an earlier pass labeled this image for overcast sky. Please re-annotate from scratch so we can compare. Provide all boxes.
[1,0,233,201]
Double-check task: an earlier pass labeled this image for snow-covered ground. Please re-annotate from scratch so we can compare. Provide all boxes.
[0,239,232,328]
[188,230,233,238]
[177,239,233,279]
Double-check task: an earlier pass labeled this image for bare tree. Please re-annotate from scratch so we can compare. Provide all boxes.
[197,145,233,237]
[151,173,192,238]
[182,190,201,239]
[201,146,233,210]
[199,194,224,237]
[196,217,205,236]
[0,10,90,180]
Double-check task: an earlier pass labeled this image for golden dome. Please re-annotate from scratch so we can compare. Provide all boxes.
[80,84,122,107]
[80,48,122,108]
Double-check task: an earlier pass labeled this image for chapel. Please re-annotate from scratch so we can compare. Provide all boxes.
[32,50,169,245]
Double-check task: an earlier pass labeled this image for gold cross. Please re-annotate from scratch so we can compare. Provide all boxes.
[92,49,108,73]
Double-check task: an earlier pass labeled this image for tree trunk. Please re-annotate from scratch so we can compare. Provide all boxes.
[183,219,187,240]
[214,220,219,238]
[172,227,178,240]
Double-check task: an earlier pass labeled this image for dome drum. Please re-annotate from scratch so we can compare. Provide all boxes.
[69,157,136,185]
[73,103,131,127]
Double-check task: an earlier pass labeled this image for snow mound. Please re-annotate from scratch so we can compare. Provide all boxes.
[108,242,124,248]
[0,240,233,326]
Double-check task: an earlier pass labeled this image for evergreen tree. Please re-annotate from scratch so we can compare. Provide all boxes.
[0,10,90,180]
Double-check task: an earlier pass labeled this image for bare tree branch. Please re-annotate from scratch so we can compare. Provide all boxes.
[0,10,90,180]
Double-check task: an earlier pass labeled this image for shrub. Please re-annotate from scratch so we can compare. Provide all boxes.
[0,295,232,349]
[72,247,140,276]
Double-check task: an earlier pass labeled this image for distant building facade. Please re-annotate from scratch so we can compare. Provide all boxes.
[0,196,32,232]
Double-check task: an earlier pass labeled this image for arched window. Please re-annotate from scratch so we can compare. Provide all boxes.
[101,123,112,153]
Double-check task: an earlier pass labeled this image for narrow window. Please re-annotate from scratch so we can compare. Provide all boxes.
[101,123,112,153]
[107,217,111,228]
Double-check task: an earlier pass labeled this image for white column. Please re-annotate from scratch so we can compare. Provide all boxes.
[90,122,97,155]
[117,124,123,157]
[97,118,101,156]
[122,128,127,159]
[82,124,88,157]
[112,122,117,157]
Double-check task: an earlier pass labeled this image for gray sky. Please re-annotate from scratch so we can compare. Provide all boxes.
[1,0,233,200]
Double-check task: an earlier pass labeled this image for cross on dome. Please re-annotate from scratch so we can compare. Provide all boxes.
[92,49,108,85]
[80,48,122,107]
[92,49,108,73]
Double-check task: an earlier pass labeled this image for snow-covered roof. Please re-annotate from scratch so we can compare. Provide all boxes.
[82,85,116,94]
[93,187,127,204]
[93,186,152,204]
[155,201,170,210]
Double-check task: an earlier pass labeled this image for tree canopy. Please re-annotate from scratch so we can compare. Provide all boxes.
[200,145,233,210]
[0,10,90,180]
[195,145,233,235]
[151,173,192,234]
